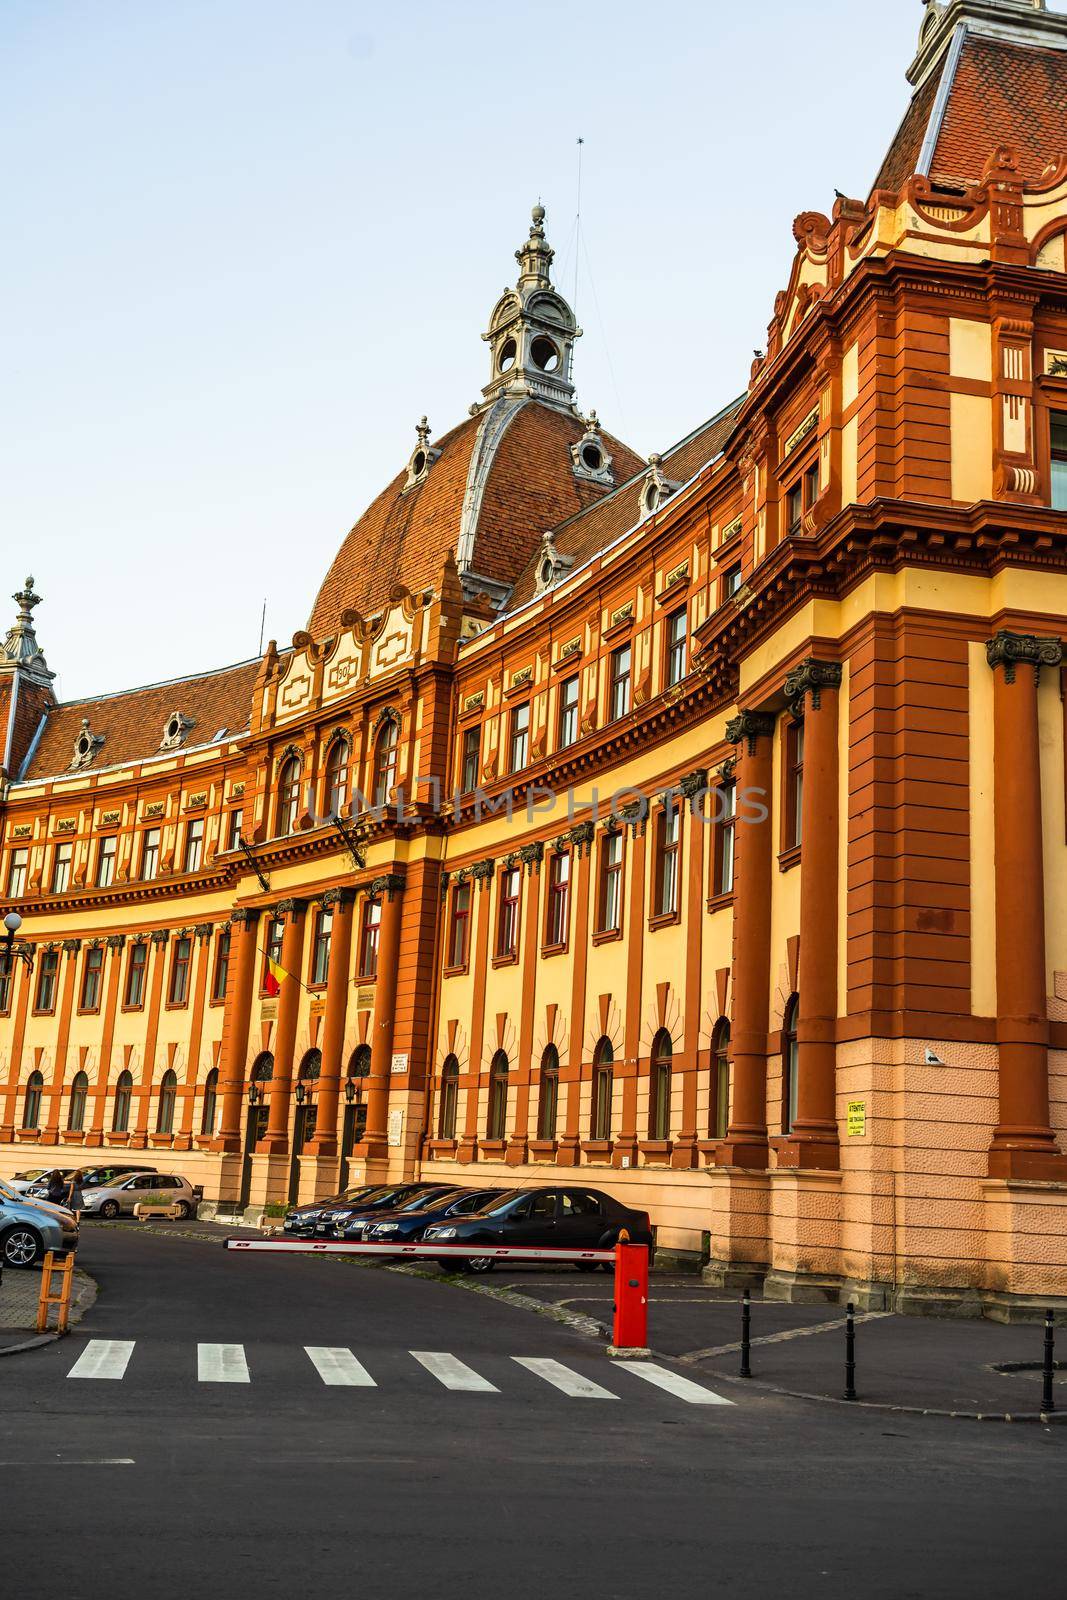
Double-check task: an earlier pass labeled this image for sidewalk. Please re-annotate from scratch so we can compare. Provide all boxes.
[488,1271,1066,1420]
[0,1260,96,1351]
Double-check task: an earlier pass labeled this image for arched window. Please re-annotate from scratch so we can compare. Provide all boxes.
[251,1052,274,1096]
[711,1019,730,1140]
[156,1068,177,1135]
[201,1067,219,1136]
[323,736,350,819]
[438,1054,459,1140]
[348,1045,371,1080]
[591,1038,614,1141]
[67,1070,88,1133]
[487,1049,509,1141]
[299,1048,321,1091]
[372,718,399,807]
[649,1029,673,1141]
[22,1070,43,1130]
[537,1044,560,1141]
[782,995,799,1134]
[276,754,302,837]
[112,1070,133,1134]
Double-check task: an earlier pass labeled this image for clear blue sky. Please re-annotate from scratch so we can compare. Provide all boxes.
[2,0,921,700]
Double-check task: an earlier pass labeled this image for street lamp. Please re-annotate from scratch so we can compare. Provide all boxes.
[295,1081,307,1105]
[247,1082,260,1107]
[344,1078,356,1104]
[1,910,23,976]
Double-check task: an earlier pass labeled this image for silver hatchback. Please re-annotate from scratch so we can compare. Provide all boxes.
[80,1171,198,1220]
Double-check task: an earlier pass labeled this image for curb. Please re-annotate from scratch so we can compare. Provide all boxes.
[691,1362,1067,1424]
[0,1332,59,1357]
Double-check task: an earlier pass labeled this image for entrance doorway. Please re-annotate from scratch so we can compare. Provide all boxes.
[338,1099,368,1192]
[287,1101,318,1204]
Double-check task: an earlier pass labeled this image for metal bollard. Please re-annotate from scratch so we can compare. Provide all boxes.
[843,1302,857,1401]
[740,1288,752,1378]
[1042,1309,1056,1415]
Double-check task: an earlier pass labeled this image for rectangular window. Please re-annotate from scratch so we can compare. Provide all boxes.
[140,828,161,881]
[0,962,11,1014]
[713,780,737,897]
[609,644,632,721]
[225,809,244,853]
[785,460,819,535]
[666,608,687,687]
[80,946,104,1011]
[182,818,204,874]
[7,847,28,898]
[35,948,59,1012]
[509,703,530,774]
[1052,411,1067,511]
[496,866,521,960]
[558,675,580,749]
[124,941,148,1008]
[597,832,623,934]
[169,935,192,1006]
[96,836,117,889]
[211,929,231,1002]
[460,726,480,793]
[448,881,471,970]
[50,842,72,895]
[654,805,681,920]
[358,898,381,980]
[311,907,333,986]
[723,563,742,600]
[784,719,805,850]
[544,851,570,949]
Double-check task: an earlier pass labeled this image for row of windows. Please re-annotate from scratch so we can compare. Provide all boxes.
[6,810,243,903]
[19,1066,217,1139]
[436,1026,731,1145]
[274,720,398,837]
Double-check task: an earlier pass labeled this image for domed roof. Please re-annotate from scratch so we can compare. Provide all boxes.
[308,205,643,639]
[308,399,642,638]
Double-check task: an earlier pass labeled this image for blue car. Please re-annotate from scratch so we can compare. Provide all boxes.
[0,1178,78,1267]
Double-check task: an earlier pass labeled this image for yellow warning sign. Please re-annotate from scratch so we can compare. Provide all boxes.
[846,1100,866,1137]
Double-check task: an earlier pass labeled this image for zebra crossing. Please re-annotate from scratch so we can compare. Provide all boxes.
[63,1339,733,1405]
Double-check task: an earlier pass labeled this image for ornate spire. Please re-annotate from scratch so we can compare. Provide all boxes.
[1,575,53,683]
[478,204,581,412]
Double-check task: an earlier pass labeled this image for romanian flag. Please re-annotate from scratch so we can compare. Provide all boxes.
[263,954,289,997]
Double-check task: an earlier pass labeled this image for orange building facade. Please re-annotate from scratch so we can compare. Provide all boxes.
[4,0,1067,1316]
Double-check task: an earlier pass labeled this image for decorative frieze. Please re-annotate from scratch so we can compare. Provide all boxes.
[10,824,31,840]
[609,602,634,630]
[783,407,818,456]
[100,810,121,828]
[783,657,843,712]
[510,665,533,690]
[557,637,582,663]
[53,818,76,835]
[185,791,208,810]
[143,802,165,820]
[986,630,1063,685]
[462,690,485,714]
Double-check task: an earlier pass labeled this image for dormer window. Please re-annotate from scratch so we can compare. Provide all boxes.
[570,411,614,487]
[640,453,681,518]
[403,416,441,493]
[160,710,195,750]
[70,718,104,770]
[531,336,560,373]
[497,338,518,374]
[533,530,575,594]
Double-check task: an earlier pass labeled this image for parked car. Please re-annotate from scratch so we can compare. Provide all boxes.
[79,1171,197,1220]
[7,1168,54,1194]
[283,1183,388,1238]
[316,1182,449,1239]
[422,1185,654,1273]
[363,1187,506,1244]
[23,1164,156,1200]
[0,1178,78,1267]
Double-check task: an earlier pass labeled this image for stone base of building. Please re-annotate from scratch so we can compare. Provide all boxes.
[713,1260,1067,1323]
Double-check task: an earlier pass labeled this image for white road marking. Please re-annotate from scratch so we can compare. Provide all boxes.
[197,1343,250,1383]
[305,1346,377,1387]
[618,1361,734,1406]
[67,1340,136,1380]
[512,1357,618,1399]
[410,1351,498,1392]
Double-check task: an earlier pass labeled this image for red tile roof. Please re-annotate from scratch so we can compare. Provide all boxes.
[873,32,1067,195]
[22,658,260,781]
[508,399,743,609]
[308,400,642,638]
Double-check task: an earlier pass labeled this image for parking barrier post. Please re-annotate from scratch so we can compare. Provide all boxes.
[609,1229,650,1357]
[36,1251,75,1334]
[843,1301,857,1401]
[740,1288,752,1378]
[1042,1309,1056,1415]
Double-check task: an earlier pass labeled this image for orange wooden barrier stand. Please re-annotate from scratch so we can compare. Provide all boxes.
[36,1250,75,1333]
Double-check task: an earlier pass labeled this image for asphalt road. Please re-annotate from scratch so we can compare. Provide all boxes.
[2,1225,1063,1600]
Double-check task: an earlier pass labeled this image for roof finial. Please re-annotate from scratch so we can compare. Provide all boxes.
[516,202,554,289]
[1,574,53,682]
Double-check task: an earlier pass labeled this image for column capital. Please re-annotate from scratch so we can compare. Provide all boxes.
[149,929,169,946]
[986,630,1062,684]
[276,897,307,919]
[105,934,126,950]
[229,906,261,926]
[61,938,81,954]
[369,872,406,900]
[725,709,776,754]
[319,886,356,910]
[783,657,842,713]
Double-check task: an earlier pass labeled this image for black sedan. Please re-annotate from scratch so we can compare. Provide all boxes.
[313,1182,450,1239]
[361,1187,506,1244]
[422,1185,654,1273]
[335,1184,461,1242]
[283,1183,386,1237]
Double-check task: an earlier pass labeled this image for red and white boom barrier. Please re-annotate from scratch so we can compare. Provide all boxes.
[223,1233,650,1353]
